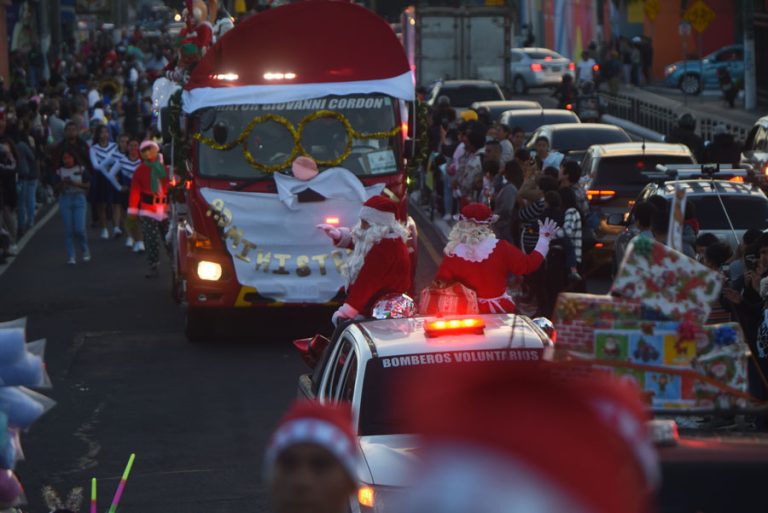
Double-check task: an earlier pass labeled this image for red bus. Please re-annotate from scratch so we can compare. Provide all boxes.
[165,1,416,340]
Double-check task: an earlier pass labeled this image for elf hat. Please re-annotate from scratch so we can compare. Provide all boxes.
[360,195,398,227]
[264,400,359,482]
[140,140,159,152]
[402,363,659,513]
[459,203,498,225]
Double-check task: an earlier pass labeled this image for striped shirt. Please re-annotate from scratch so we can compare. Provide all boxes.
[109,153,142,185]
[562,207,583,263]
[519,198,545,254]
[89,142,117,175]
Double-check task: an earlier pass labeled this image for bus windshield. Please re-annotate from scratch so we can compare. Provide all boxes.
[195,94,400,181]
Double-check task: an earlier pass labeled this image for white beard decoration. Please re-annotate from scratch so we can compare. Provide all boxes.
[341,221,408,288]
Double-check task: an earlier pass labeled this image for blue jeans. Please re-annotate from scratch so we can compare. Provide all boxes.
[18,179,37,231]
[59,193,89,259]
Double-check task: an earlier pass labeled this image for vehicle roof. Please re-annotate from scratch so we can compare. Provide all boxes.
[589,142,694,157]
[515,47,564,54]
[538,123,624,132]
[355,315,546,358]
[439,80,500,87]
[471,100,540,108]
[186,1,409,90]
[502,108,577,117]
[651,180,767,197]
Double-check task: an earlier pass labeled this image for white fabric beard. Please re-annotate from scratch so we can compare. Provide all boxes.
[341,221,408,288]
[445,221,497,258]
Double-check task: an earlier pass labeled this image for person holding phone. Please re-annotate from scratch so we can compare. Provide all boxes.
[55,150,91,264]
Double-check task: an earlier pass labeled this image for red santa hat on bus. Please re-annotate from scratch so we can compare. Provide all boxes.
[359,195,398,227]
[263,400,359,482]
[402,363,660,513]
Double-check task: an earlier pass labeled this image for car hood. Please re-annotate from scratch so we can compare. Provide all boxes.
[359,434,420,487]
[671,60,704,71]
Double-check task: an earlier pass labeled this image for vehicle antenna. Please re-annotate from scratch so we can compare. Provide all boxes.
[641,137,646,156]
[711,175,740,247]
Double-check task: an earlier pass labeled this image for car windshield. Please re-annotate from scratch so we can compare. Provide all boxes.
[689,195,768,230]
[503,112,577,134]
[594,155,694,189]
[525,50,563,60]
[551,129,630,151]
[195,94,399,180]
[439,85,503,108]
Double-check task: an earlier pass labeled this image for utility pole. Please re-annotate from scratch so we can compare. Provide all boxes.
[743,0,757,111]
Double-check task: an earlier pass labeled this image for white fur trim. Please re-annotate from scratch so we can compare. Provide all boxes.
[335,227,353,249]
[264,418,358,481]
[359,206,396,227]
[182,71,415,112]
[450,237,498,263]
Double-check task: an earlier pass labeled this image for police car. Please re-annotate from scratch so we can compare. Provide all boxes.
[293,314,555,513]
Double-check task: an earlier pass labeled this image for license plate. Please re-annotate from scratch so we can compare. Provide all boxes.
[551,66,561,72]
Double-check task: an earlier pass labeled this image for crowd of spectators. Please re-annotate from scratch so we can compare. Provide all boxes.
[0,26,178,264]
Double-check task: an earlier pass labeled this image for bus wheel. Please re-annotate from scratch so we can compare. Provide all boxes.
[185,308,211,343]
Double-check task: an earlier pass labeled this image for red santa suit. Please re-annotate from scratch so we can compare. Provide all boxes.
[128,145,169,221]
[434,203,557,313]
[319,195,412,325]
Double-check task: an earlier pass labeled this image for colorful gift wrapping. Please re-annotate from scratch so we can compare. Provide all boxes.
[552,293,642,353]
[565,319,749,410]
[611,236,723,323]
[418,282,479,316]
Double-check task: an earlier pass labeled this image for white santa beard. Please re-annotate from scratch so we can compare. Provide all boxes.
[341,223,392,287]
[445,221,497,257]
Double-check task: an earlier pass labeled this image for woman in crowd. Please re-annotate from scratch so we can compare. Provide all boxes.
[88,124,118,239]
[55,150,91,264]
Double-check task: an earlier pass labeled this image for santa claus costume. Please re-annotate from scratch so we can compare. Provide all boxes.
[128,141,169,278]
[434,203,557,313]
[318,195,412,325]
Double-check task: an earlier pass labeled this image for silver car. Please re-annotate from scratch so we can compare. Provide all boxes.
[510,47,574,94]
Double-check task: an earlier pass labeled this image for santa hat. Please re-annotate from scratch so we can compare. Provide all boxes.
[359,195,398,227]
[264,400,359,482]
[402,363,659,513]
[291,156,319,181]
[140,140,159,152]
[458,203,498,225]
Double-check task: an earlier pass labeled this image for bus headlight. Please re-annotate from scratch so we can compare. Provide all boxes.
[197,261,222,281]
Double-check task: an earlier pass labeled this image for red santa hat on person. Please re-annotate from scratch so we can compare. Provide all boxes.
[359,195,399,227]
[263,400,359,482]
[458,203,498,225]
[402,363,660,513]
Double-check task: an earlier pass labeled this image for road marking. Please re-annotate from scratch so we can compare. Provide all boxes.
[0,203,59,279]
[419,228,442,267]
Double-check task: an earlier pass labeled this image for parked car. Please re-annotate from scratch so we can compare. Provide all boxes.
[741,115,768,178]
[663,44,744,95]
[426,79,505,109]
[510,47,575,94]
[470,100,542,121]
[526,123,631,163]
[498,108,580,136]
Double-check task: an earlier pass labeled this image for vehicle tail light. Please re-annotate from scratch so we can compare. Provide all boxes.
[530,63,543,73]
[544,56,553,61]
[728,176,744,183]
[587,189,616,201]
[565,103,573,111]
[594,242,605,248]
[593,64,600,72]
[568,62,576,71]
[185,179,192,190]
[358,486,375,508]
[325,217,340,225]
[425,318,486,338]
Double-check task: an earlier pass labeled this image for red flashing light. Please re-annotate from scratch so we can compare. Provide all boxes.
[587,189,616,201]
[593,64,600,72]
[530,63,543,73]
[595,242,605,248]
[728,176,745,183]
[425,318,486,338]
[568,62,576,71]
[565,103,573,111]
[325,217,340,225]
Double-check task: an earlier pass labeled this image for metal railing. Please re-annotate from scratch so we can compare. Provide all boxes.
[599,92,751,143]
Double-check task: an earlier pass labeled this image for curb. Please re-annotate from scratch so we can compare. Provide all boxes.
[0,203,59,280]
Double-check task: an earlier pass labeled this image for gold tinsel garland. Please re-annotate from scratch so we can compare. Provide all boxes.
[193,109,401,173]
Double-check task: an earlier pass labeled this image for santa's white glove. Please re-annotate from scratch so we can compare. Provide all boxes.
[332,303,359,327]
[317,224,341,241]
[534,217,559,258]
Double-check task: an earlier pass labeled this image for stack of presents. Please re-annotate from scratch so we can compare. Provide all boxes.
[0,317,54,506]
[553,236,752,411]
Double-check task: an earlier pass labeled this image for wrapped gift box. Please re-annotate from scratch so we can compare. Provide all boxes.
[553,293,642,353]
[611,236,722,323]
[565,319,749,410]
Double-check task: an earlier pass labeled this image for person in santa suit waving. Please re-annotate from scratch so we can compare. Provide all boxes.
[434,202,558,313]
[318,196,412,326]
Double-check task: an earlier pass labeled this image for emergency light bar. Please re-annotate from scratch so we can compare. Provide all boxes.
[425,318,486,338]
[649,163,751,181]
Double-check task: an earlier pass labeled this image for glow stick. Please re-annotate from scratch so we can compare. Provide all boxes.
[107,453,135,513]
[90,478,97,513]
